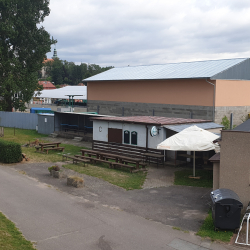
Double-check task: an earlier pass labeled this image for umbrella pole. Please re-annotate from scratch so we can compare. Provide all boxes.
[193,151,195,177]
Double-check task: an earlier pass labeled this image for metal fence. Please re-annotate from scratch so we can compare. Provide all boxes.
[0,111,38,130]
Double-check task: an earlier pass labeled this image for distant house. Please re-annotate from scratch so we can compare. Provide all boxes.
[38,81,56,90]
[83,58,250,125]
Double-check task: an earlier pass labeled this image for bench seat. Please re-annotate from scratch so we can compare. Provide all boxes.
[44,147,65,154]
[120,160,147,169]
[62,154,90,166]
[35,145,56,152]
[112,162,136,173]
[75,155,113,168]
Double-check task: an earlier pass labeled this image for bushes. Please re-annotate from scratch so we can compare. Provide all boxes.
[0,140,22,163]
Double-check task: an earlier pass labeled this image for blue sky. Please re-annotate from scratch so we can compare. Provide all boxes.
[43,0,250,67]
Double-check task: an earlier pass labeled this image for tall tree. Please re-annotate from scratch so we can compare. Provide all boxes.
[0,0,56,111]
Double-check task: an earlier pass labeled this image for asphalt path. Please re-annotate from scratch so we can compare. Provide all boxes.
[9,162,212,232]
[0,164,239,250]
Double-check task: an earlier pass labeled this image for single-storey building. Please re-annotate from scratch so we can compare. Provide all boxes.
[83,58,250,126]
[91,115,223,164]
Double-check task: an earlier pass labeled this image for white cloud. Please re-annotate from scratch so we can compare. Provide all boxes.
[43,0,250,66]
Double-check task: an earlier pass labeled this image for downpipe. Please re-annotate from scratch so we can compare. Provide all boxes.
[206,78,215,122]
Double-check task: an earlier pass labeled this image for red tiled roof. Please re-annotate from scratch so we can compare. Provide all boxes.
[91,116,210,125]
[38,81,56,89]
[78,83,85,86]
[43,58,54,63]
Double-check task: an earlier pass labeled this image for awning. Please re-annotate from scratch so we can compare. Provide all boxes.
[34,86,87,100]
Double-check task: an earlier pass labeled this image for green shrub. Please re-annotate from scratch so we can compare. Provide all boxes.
[0,140,22,163]
[48,165,60,172]
[221,115,230,130]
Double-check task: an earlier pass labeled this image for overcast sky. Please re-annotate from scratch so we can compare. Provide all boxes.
[43,0,250,67]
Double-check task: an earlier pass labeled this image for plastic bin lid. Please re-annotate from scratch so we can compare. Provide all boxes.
[211,188,242,204]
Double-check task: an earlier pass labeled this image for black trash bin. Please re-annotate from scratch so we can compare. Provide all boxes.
[210,188,243,230]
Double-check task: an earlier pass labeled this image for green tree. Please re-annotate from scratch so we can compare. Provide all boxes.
[0,0,56,111]
[51,58,64,85]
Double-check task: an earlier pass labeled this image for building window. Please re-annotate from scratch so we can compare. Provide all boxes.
[131,131,137,145]
[124,130,130,144]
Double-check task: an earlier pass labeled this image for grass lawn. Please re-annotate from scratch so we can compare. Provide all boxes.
[0,127,86,163]
[63,162,147,190]
[197,211,233,242]
[0,211,35,250]
[1,127,147,190]
[174,169,213,188]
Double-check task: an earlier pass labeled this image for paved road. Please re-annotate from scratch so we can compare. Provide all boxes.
[10,162,211,232]
[0,165,239,250]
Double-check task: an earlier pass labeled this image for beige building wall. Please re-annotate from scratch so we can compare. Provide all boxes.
[87,78,250,124]
[215,80,250,106]
[88,79,214,106]
[214,80,250,125]
[219,131,250,209]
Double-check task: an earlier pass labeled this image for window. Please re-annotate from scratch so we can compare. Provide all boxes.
[124,130,130,144]
[131,131,137,145]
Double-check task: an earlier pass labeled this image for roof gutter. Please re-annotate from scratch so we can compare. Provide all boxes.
[206,78,215,122]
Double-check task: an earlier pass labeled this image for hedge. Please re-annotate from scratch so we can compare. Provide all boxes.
[0,140,22,163]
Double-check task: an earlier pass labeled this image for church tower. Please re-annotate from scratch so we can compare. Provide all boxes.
[52,47,58,59]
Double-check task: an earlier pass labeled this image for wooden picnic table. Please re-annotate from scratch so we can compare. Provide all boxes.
[39,142,61,152]
[80,149,144,169]
[80,149,101,158]
[143,152,165,167]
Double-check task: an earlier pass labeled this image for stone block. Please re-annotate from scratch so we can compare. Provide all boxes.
[67,176,84,188]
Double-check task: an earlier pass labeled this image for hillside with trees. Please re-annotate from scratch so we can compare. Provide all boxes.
[40,58,113,86]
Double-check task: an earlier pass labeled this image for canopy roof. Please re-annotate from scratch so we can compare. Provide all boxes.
[34,86,87,100]
[83,58,249,81]
[157,125,220,151]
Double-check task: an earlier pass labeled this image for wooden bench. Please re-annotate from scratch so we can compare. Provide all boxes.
[35,145,56,152]
[44,147,65,154]
[62,154,89,166]
[112,162,136,173]
[74,155,97,163]
[120,159,147,169]
[75,155,113,168]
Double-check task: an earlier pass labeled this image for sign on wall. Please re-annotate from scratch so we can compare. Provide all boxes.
[150,126,158,137]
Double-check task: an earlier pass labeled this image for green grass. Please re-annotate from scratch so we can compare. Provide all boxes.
[0,128,87,163]
[1,127,146,190]
[197,211,233,242]
[1,127,46,144]
[174,169,213,188]
[63,162,147,190]
[0,211,36,249]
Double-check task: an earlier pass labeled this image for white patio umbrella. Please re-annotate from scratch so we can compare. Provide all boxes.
[157,125,220,177]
